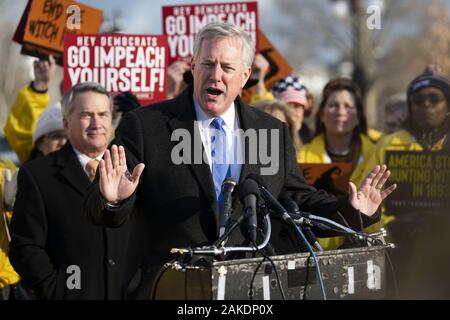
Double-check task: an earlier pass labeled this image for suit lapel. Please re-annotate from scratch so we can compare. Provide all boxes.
[166,89,268,232]
[167,89,218,219]
[56,142,91,196]
[231,97,265,220]
[236,97,265,184]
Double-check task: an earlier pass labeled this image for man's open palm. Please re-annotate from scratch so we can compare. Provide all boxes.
[99,145,145,204]
[349,165,397,217]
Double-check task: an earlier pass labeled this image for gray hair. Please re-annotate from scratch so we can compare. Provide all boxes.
[193,22,255,69]
[61,82,113,119]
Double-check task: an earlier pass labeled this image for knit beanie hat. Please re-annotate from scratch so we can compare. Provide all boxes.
[33,103,64,145]
[407,65,450,110]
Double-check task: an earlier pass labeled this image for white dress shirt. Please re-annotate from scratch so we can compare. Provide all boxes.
[72,146,104,178]
[193,96,243,181]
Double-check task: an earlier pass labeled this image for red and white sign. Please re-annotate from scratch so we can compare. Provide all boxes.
[162,1,258,65]
[64,34,168,105]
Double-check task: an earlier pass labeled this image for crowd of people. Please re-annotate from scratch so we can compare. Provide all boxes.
[0,21,449,300]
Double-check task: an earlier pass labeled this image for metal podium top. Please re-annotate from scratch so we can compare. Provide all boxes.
[211,244,390,267]
[154,245,391,300]
[209,245,390,300]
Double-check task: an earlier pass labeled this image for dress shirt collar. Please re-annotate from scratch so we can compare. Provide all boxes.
[72,146,104,174]
[193,96,236,132]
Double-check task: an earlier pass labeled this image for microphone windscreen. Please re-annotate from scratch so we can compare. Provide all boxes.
[237,179,260,202]
[284,200,300,214]
[246,173,267,188]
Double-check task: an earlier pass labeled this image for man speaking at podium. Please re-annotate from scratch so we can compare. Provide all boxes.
[85,22,396,299]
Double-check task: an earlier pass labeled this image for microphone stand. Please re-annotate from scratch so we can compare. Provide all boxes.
[213,215,244,248]
[296,222,323,252]
[292,211,385,246]
[171,213,273,257]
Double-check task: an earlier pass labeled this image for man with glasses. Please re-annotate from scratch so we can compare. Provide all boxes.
[363,65,450,298]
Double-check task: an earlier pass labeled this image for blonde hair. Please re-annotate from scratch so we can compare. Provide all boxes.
[252,99,302,152]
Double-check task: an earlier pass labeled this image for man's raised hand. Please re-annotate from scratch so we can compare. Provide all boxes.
[99,145,145,204]
[349,165,397,217]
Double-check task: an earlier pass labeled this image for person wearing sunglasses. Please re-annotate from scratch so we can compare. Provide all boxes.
[363,65,450,298]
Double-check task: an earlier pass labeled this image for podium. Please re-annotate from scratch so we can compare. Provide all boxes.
[153,245,389,300]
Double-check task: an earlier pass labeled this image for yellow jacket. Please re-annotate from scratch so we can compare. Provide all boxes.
[363,129,445,169]
[361,129,446,238]
[367,128,384,142]
[3,85,50,163]
[0,160,20,288]
[248,90,275,104]
[298,134,388,250]
[298,133,374,185]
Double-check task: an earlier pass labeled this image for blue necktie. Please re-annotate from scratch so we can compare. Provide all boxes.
[210,117,230,208]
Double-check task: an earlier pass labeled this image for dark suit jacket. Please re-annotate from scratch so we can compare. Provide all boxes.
[85,86,377,298]
[10,143,130,300]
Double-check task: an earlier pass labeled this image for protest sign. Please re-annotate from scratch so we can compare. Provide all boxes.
[12,0,32,44]
[64,34,168,105]
[385,151,450,215]
[257,30,292,89]
[241,29,293,97]
[162,1,258,65]
[19,0,102,64]
[299,163,353,195]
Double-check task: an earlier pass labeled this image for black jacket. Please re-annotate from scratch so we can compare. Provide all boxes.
[85,86,376,298]
[10,142,131,299]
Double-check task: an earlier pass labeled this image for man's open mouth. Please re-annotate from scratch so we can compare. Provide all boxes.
[207,88,223,96]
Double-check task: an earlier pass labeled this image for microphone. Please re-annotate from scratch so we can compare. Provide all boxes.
[283,201,325,229]
[246,174,334,233]
[284,200,323,252]
[246,174,296,229]
[219,178,237,237]
[237,179,260,243]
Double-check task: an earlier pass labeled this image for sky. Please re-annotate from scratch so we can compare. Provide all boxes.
[4,0,282,55]
[4,0,450,67]
[4,0,278,33]
[76,0,278,34]
[2,0,450,94]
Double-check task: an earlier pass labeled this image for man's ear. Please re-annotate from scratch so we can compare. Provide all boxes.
[190,58,195,72]
[242,66,252,88]
[63,118,68,131]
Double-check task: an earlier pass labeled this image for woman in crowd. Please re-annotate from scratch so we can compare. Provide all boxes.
[253,99,302,153]
[271,75,314,144]
[298,78,389,250]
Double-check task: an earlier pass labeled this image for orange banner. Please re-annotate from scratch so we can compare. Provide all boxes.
[257,30,292,89]
[299,163,352,195]
[21,0,102,61]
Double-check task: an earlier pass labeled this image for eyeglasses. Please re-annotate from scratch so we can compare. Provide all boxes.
[325,103,357,113]
[411,93,445,105]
